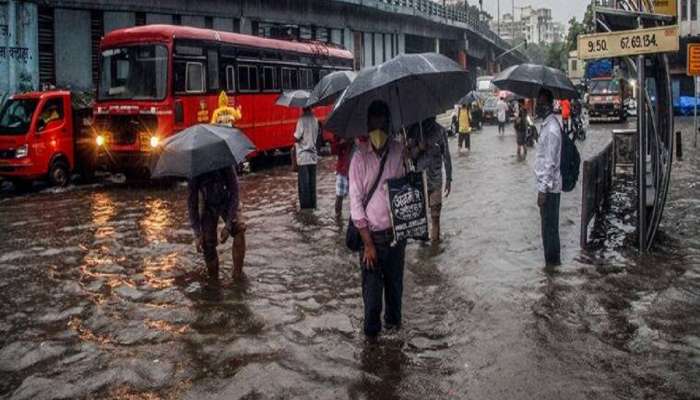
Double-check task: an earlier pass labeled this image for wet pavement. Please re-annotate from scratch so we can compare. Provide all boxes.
[0,117,698,400]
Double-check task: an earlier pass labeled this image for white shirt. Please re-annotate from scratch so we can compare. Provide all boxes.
[496,100,508,123]
[534,114,562,193]
[294,112,319,166]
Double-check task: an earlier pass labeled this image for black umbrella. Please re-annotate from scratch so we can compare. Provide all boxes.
[276,90,311,108]
[151,124,255,179]
[325,53,469,138]
[492,63,578,100]
[458,91,481,105]
[306,70,357,108]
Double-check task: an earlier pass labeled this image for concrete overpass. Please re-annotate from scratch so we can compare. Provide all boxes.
[0,0,527,94]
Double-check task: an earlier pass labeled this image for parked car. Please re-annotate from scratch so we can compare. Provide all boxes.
[482,96,499,124]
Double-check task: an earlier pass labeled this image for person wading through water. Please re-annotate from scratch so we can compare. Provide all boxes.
[206,91,247,281]
[534,88,562,267]
[332,137,354,218]
[457,103,471,153]
[295,107,319,209]
[407,117,452,242]
[188,167,246,284]
[349,100,407,337]
[514,98,529,161]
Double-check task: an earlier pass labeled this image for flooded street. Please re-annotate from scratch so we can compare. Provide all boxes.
[1,118,698,400]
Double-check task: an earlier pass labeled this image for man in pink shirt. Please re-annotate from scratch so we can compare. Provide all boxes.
[349,100,406,337]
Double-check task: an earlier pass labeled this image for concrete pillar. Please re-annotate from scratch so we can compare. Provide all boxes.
[363,32,372,67]
[384,33,393,59]
[182,15,205,28]
[213,17,233,32]
[55,8,92,90]
[146,13,172,25]
[240,17,253,34]
[330,28,342,46]
[343,28,353,53]
[398,32,405,55]
[435,37,440,53]
[374,32,384,64]
[8,0,16,93]
[104,11,134,34]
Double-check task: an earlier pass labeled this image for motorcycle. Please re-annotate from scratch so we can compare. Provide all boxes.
[570,114,586,141]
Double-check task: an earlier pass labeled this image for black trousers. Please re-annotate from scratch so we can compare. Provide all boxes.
[539,192,561,265]
[458,132,470,149]
[298,164,317,209]
[361,233,406,336]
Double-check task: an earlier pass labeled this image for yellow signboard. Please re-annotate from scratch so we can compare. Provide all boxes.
[688,44,700,76]
[578,25,679,61]
[653,0,677,17]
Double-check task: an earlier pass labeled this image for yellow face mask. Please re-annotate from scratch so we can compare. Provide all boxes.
[368,129,388,150]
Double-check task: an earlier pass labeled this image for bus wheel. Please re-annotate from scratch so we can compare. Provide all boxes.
[48,160,70,187]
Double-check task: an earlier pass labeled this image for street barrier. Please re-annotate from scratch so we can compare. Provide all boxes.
[580,141,614,249]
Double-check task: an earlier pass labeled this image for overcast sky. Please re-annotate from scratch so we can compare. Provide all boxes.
[480,0,589,25]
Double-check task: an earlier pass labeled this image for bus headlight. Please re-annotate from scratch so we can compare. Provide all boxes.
[96,135,106,146]
[15,144,28,158]
[150,136,160,148]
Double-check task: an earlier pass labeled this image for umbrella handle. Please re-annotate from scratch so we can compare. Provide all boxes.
[401,127,416,173]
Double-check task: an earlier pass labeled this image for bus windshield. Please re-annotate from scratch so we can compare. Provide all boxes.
[98,45,168,101]
[590,79,620,95]
[0,99,38,135]
[477,80,492,92]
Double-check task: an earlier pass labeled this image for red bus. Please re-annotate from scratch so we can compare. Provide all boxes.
[94,24,353,177]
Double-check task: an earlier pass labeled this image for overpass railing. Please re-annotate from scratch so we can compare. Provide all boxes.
[356,0,526,61]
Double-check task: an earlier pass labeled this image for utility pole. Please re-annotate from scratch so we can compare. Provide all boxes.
[512,0,516,43]
[497,0,500,36]
[637,0,647,253]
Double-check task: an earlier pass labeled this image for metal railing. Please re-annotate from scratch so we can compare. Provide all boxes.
[580,141,614,248]
[350,0,526,61]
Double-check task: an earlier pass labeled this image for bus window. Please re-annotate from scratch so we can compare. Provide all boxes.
[207,49,219,91]
[225,65,236,93]
[261,66,277,91]
[299,68,313,89]
[281,67,298,90]
[238,64,259,92]
[186,62,205,93]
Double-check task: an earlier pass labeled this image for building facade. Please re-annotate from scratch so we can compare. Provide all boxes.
[674,0,700,98]
[490,6,564,45]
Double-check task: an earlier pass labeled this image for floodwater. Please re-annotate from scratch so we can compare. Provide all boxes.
[0,117,698,400]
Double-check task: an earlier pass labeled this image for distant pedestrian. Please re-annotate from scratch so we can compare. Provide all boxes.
[496,97,508,135]
[407,117,452,242]
[349,100,406,337]
[514,99,528,160]
[471,100,483,131]
[534,89,562,267]
[295,107,319,209]
[561,98,571,133]
[457,103,471,153]
[188,167,246,283]
[332,137,354,218]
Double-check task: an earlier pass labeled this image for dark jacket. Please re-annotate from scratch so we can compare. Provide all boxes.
[187,167,239,236]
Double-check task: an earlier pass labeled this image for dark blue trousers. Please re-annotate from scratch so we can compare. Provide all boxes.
[361,233,406,336]
[539,192,561,266]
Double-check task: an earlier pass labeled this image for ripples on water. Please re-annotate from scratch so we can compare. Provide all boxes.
[0,120,698,399]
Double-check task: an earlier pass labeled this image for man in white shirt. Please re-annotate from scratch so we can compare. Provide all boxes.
[534,89,562,267]
[295,107,319,209]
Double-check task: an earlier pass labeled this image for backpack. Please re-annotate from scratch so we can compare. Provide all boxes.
[560,127,581,192]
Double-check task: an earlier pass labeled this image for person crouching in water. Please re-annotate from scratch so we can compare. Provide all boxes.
[407,117,452,242]
[188,167,246,284]
[349,100,406,337]
[295,107,319,209]
[457,103,472,153]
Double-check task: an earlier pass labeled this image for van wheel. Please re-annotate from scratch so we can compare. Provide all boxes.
[48,160,70,187]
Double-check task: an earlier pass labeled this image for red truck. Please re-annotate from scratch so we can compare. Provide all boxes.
[0,90,96,189]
